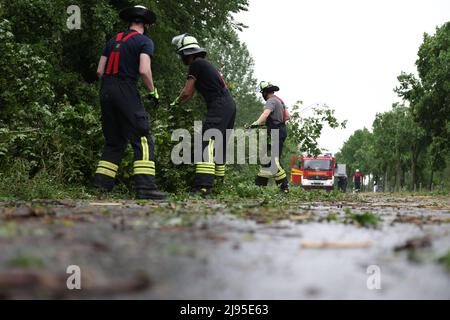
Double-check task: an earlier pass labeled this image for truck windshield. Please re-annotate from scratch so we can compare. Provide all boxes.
[303,160,332,171]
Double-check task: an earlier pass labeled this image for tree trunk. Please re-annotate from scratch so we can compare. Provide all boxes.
[410,143,419,192]
[384,168,388,192]
[429,169,434,191]
[401,168,406,191]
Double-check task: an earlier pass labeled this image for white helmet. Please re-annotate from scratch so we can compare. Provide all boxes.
[259,81,280,93]
[172,33,207,56]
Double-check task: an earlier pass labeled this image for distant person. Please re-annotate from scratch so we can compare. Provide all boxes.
[354,169,363,192]
[338,175,348,193]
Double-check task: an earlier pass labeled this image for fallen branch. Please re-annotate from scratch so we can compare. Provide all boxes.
[300,240,373,249]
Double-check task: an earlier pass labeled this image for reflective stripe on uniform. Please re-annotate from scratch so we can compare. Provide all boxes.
[96,167,117,178]
[275,170,287,181]
[133,160,155,176]
[274,158,287,180]
[208,139,215,163]
[215,164,226,177]
[258,168,274,178]
[134,160,155,168]
[141,137,149,161]
[133,168,156,175]
[275,158,283,171]
[196,162,215,175]
[98,160,119,172]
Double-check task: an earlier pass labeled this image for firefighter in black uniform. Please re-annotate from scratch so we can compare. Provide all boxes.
[248,82,290,193]
[170,34,236,197]
[94,5,166,200]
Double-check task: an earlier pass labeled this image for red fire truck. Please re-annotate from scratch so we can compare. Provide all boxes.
[290,154,336,191]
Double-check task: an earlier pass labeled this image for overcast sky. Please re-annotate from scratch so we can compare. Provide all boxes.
[235,0,450,154]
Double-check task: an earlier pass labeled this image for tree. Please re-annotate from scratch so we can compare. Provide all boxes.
[415,22,450,151]
[336,128,374,183]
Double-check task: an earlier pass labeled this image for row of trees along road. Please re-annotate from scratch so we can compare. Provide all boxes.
[336,22,450,192]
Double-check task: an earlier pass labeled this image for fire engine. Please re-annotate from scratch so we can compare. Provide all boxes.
[290,154,336,191]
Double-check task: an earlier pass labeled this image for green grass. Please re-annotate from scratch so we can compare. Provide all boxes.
[344,208,381,228]
[437,251,450,272]
[0,222,18,237]
[325,213,339,222]
[7,253,46,269]
[1,167,443,205]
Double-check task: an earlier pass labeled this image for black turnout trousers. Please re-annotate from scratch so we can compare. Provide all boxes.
[193,90,236,190]
[94,77,156,191]
[255,125,289,190]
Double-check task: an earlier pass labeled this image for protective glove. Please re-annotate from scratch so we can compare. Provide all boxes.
[170,96,180,107]
[149,88,159,100]
[147,88,159,107]
[245,121,260,129]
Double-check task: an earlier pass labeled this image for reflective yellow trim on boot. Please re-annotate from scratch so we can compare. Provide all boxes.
[96,167,117,178]
[133,168,156,176]
[195,162,215,175]
[133,160,155,169]
[98,160,119,172]
[215,164,226,177]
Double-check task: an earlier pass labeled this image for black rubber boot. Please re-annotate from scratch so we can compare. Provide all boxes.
[214,177,225,189]
[93,174,115,192]
[190,187,211,198]
[255,176,269,186]
[280,187,290,194]
[277,178,289,194]
[136,189,167,200]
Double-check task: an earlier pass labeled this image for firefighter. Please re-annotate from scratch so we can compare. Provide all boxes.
[338,175,348,193]
[170,34,236,197]
[94,5,166,200]
[249,82,290,193]
[354,169,363,192]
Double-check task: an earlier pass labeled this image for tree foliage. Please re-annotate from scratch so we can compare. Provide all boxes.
[0,0,346,196]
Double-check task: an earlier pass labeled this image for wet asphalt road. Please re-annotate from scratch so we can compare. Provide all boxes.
[0,193,449,299]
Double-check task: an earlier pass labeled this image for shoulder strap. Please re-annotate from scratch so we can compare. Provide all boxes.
[273,95,288,124]
[122,31,139,42]
[273,95,286,108]
[115,31,139,43]
[115,32,124,42]
[105,31,140,76]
